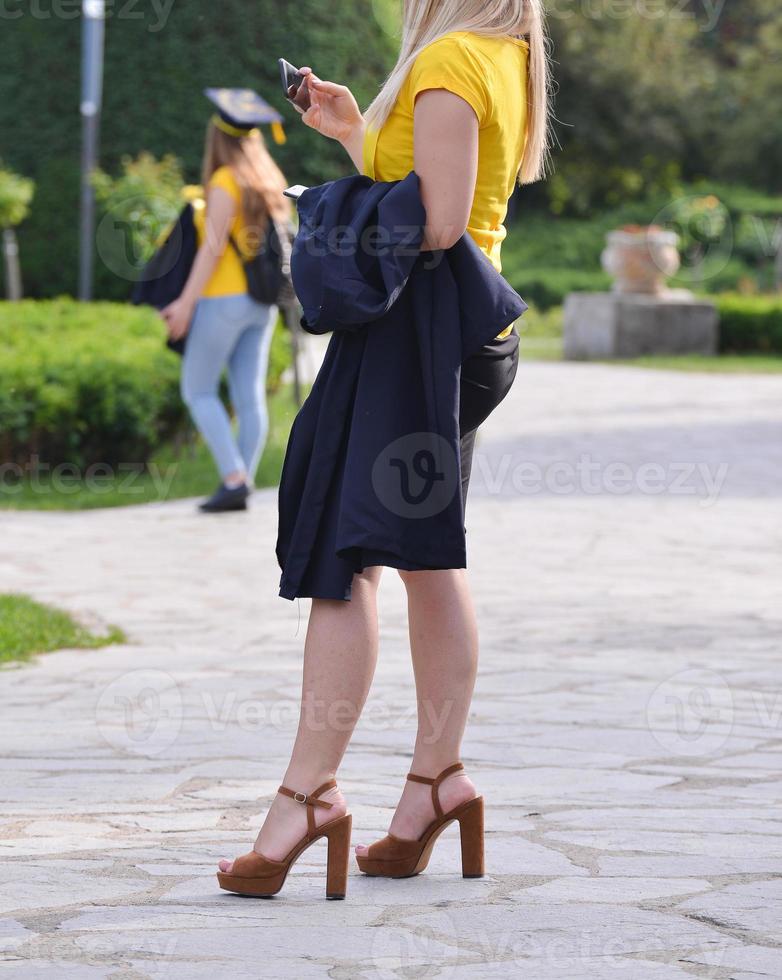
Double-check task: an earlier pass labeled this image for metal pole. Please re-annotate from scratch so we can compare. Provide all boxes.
[3,229,23,300]
[78,0,105,301]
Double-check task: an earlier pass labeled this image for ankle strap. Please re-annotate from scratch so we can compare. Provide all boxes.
[406,762,464,819]
[278,778,336,836]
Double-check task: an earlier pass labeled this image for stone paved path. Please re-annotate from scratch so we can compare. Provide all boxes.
[1,361,781,979]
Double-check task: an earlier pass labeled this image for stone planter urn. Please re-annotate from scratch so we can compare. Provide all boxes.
[601,225,680,295]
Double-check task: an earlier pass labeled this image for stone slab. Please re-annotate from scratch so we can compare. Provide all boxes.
[563,290,718,359]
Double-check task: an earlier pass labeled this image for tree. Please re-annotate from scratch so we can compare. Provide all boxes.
[545,1,714,214]
[0,162,35,300]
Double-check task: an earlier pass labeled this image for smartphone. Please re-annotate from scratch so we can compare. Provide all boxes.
[279,58,311,112]
[283,184,308,200]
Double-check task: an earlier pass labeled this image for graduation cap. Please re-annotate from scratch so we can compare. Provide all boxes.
[204,87,286,144]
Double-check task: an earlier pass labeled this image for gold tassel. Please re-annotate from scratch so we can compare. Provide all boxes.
[271,121,286,145]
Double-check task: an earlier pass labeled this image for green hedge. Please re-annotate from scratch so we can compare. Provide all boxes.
[501,185,782,309]
[0,299,293,471]
[0,300,186,470]
[716,294,782,354]
[506,267,611,311]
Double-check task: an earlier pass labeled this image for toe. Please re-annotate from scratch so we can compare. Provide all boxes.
[355,844,368,857]
[218,858,234,873]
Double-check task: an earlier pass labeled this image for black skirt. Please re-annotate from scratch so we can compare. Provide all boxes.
[459,328,520,508]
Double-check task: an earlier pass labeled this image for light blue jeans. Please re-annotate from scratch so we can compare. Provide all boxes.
[181,294,276,480]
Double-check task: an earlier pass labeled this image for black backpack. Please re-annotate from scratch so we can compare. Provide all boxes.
[131,203,198,356]
[230,217,295,307]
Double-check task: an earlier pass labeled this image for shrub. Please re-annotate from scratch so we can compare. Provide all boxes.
[268,317,293,395]
[505,267,611,310]
[503,182,782,306]
[0,299,295,472]
[92,153,189,302]
[0,300,186,470]
[715,294,782,354]
[0,162,34,229]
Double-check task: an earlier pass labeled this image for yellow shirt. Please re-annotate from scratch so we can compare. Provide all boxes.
[194,165,248,298]
[363,31,529,277]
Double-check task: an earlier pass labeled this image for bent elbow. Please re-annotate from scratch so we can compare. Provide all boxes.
[426,224,466,251]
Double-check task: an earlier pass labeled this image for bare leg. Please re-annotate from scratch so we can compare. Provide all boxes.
[355,568,478,855]
[219,566,382,869]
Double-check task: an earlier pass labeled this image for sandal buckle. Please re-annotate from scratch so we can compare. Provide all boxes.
[293,791,307,804]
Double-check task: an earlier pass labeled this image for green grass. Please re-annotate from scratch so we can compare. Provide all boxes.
[604,354,782,373]
[519,336,563,361]
[519,340,782,372]
[518,305,564,361]
[0,594,125,664]
[0,384,304,511]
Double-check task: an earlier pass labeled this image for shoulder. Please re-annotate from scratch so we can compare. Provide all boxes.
[208,165,241,201]
[413,32,490,74]
[409,32,494,122]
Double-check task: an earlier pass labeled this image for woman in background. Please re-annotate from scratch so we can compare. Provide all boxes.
[163,90,290,513]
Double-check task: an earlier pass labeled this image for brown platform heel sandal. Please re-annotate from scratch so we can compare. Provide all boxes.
[356,762,484,879]
[216,779,352,899]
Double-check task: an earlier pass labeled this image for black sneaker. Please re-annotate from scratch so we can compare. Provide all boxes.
[198,482,251,513]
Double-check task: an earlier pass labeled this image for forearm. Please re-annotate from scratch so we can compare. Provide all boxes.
[180,242,221,308]
[340,119,366,173]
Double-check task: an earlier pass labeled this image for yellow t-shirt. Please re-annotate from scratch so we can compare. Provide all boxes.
[364,31,529,272]
[194,165,248,298]
[363,31,529,278]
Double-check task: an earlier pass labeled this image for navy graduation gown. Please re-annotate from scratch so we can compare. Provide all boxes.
[276,171,527,601]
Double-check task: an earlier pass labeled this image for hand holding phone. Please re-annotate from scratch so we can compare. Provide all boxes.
[278,61,364,150]
[279,58,311,113]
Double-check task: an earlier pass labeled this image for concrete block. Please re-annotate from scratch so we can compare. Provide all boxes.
[563,290,718,359]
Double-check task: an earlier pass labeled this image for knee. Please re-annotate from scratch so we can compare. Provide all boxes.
[180,377,198,410]
[180,367,212,410]
[397,567,466,593]
[397,568,417,589]
[353,565,383,595]
[234,393,266,419]
[397,567,439,593]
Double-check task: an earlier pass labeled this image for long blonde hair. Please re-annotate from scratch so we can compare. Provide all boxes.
[364,0,551,184]
[202,122,291,251]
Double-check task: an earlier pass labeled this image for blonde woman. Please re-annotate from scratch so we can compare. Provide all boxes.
[217,1,550,893]
[164,90,291,513]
